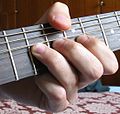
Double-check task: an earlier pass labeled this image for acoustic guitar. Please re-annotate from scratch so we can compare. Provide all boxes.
[0,11,120,85]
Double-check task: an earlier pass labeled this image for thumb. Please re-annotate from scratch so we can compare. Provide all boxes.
[37,2,71,30]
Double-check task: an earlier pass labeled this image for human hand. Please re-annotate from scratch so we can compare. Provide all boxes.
[31,2,118,112]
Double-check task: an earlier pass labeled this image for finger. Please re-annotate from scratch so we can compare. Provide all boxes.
[35,73,69,112]
[31,43,78,103]
[53,39,104,87]
[37,2,71,30]
[76,35,119,75]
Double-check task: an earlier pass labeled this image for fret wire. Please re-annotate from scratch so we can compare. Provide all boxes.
[0,33,82,55]
[1,27,120,55]
[0,18,119,45]
[1,12,120,54]
[114,11,120,27]
[72,13,118,24]
[21,27,37,75]
[0,11,119,84]
[72,17,97,24]
[96,15,109,47]
[0,20,99,37]
[41,24,50,47]
[0,16,116,41]
[63,31,67,38]
[78,18,86,34]
[3,30,19,81]
[0,19,119,46]
[0,26,53,38]
[0,30,116,67]
[0,30,62,45]
[1,24,120,55]
[0,12,119,38]
[79,18,119,29]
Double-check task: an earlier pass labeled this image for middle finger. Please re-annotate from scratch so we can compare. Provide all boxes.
[53,39,104,88]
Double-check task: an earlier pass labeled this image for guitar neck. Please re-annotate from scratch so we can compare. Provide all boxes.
[0,11,120,85]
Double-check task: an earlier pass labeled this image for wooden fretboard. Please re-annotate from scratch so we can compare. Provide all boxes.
[0,11,120,85]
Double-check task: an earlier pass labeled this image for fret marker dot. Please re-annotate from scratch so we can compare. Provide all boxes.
[71,29,76,33]
[110,29,115,34]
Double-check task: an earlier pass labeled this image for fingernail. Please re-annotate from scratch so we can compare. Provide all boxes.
[32,43,45,55]
[53,39,65,48]
[76,34,89,44]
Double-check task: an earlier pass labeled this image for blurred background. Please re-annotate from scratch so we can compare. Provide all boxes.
[0,0,120,86]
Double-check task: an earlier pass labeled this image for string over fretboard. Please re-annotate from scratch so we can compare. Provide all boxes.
[0,11,120,85]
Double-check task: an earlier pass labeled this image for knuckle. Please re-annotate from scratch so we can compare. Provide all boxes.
[47,87,68,112]
[50,87,66,102]
[64,79,77,91]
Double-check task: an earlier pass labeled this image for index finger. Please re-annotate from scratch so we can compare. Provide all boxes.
[37,2,71,30]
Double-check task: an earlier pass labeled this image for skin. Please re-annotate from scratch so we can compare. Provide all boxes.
[0,2,118,113]
[32,2,118,112]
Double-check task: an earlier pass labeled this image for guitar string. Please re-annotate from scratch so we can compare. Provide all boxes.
[0,22,120,51]
[0,32,119,62]
[0,26,120,58]
[0,13,120,54]
[0,11,119,39]
[0,27,119,76]
[0,18,119,45]
[0,12,119,38]
[0,25,120,55]
[0,12,120,76]
[0,12,119,45]
[0,11,119,83]
[0,15,119,41]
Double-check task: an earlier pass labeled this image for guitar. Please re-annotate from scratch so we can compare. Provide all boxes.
[0,11,120,85]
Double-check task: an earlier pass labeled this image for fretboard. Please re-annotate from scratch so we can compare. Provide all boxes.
[0,11,120,85]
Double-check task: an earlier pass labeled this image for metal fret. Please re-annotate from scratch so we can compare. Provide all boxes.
[96,15,109,47]
[63,31,67,38]
[3,31,19,81]
[41,24,50,47]
[78,18,86,34]
[114,11,120,27]
[0,11,120,86]
[21,28,37,75]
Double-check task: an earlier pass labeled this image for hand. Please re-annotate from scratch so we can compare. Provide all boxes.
[0,2,118,113]
[31,2,118,112]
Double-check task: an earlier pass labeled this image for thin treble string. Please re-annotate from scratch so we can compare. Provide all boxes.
[1,26,120,61]
[0,13,117,38]
[0,30,62,45]
[0,34,81,55]
[0,26,53,38]
[0,11,119,38]
[0,30,115,61]
[0,23,120,54]
[1,25,120,56]
[0,19,120,47]
[0,18,119,45]
[0,13,120,54]
[79,13,120,22]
